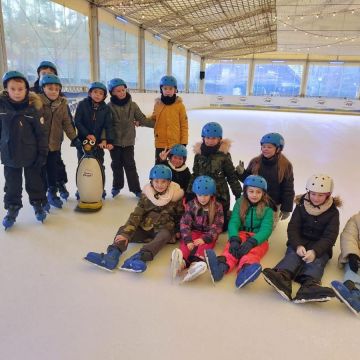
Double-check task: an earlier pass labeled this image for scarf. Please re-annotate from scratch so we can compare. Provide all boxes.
[303,193,333,216]
[161,94,177,105]
[143,182,183,206]
[110,92,131,106]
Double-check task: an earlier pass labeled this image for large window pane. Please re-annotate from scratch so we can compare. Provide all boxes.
[253,63,303,96]
[306,64,360,98]
[145,41,167,90]
[172,47,186,92]
[189,54,200,92]
[2,0,90,85]
[99,23,138,88]
[205,62,249,95]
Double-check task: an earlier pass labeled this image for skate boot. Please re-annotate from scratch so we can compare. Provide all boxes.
[235,263,262,289]
[134,191,142,198]
[75,190,80,200]
[57,182,69,201]
[293,279,335,303]
[2,205,21,230]
[171,248,186,280]
[43,201,51,213]
[331,280,360,315]
[120,252,147,273]
[262,268,293,301]
[102,190,107,199]
[84,245,121,272]
[47,187,63,208]
[32,202,47,223]
[111,188,120,198]
[182,261,207,283]
[204,250,229,283]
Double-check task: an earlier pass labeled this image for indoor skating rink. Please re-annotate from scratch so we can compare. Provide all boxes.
[1,108,359,360]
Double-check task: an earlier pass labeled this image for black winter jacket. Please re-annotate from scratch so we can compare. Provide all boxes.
[160,159,191,191]
[74,97,113,144]
[0,91,48,168]
[287,194,341,258]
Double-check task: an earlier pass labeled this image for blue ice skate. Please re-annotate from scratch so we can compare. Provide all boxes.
[111,188,120,198]
[235,263,262,289]
[84,246,121,272]
[32,203,47,223]
[331,280,360,315]
[47,187,63,208]
[120,252,147,273]
[58,182,69,201]
[2,205,20,230]
[204,249,227,283]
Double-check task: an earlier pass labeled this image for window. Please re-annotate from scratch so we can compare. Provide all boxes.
[145,40,167,91]
[2,0,90,85]
[252,62,303,96]
[205,61,249,95]
[306,64,360,99]
[99,22,138,88]
[172,47,187,92]
[189,54,201,92]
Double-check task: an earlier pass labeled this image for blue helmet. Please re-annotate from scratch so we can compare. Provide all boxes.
[149,165,172,180]
[107,78,127,93]
[243,175,267,191]
[160,75,177,88]
[260,132,284,150]
[40,74,62,88]
[192,176,216,195]
[2,70,29,89]
[201,122,223,138]
[37,61,58,75]
[88,81,107,97]
[170,144,187,158]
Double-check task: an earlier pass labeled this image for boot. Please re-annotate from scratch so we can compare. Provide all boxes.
[111,188,120,198]
[120,252,147,273]
[182,261,207,283]
[32,202,47,223]
[293,278,335,303]
[171,248,186,280]
[235,263,262,289]
[57,182,69,201]
[84,245,121,271]
[331,280,360,315]
[102,190,107,199]
[262,268,293,301]
[204,250,229,283]
[47,187,63,208]
[2,205,21,230]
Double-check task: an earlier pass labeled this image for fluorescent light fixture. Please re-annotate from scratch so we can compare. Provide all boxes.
[153,34,161,41]
[329,61,344,64]
[115,15,128,24]
[271,60,285,63]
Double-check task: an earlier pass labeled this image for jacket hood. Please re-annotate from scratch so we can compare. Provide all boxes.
[295,194,342,207]
[39,93,67,107]
[193,138,232,155]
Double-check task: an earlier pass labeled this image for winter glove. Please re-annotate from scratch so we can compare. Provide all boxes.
[72,137,83,153]
[280,211,291,220]
[33,154,47,168]
[238,237,258,257]
[348,254,360,273]
[229,236,242,259]
[236,160,245,175]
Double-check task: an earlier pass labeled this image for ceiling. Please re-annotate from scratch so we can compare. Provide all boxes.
[92,0,360,59]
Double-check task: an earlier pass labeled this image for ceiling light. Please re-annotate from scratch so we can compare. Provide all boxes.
[115,15,128,24]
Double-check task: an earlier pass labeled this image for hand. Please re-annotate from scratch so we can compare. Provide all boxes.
[187,242,195,251]
[193,238,205,246]
[229,237,242,259]
[86,134,96,142]
[134,121,140,127]
[72,137,83,152]
[33,154,47,168]
[302,250,316,263]
[280,211,291,220]
[106,144,114,150]
[98,140,107,149]
[236,160,245,175]
[237,237,257,257]
[296,246,307,257]
[159,147,171,161]
[114,234,128,245]
[348,254,360,273]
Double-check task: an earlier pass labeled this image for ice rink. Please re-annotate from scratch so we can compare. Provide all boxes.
[0,108,359,360]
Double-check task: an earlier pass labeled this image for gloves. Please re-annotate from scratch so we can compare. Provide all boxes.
[238,237,258,257]
[348,254,360,273]
[236,160,245,175]
[280,211,291,220]
[33,154,47,168]
[229,236,242,259]
[72,137,83,152]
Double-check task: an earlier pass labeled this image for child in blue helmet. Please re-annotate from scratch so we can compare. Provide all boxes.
[0,71,48,228]
[237,132,294,226]
[158,144,191,191]
[205,175,274,288]
[107,78,148,198]
[142,75,188,163]
[38,74,82,208]
[188,121,242,231]
[171,175,224,283]
[30,60,58,94]
[74,81,114,197]
[84,165,184,272]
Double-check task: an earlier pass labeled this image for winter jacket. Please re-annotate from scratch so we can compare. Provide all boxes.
[0,91,48,168]
[188,139,242,211]
[117,181,184,243]
[228,196,274,245]
[108,95,147,147]
[39,94,77,151]
[148,96,188,148]
[180,197,224,244]
[74,97,113,144]
[338,212,360,267]
[160,159,191,191]
[287,194,341,258]
[239,154,294,212]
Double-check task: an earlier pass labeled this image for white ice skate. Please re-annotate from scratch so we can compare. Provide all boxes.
[170,248,185,280]
[181,261,207,283]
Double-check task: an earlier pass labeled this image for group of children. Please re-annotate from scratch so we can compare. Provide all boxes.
[1,64,360,316]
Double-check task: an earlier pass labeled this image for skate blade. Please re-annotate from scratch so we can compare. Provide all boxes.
[119,266,144,273]
[262,274,292,301]
[236,267,262,289]
[293,296,333,304]
[170,251,182,280]
[331,286,359,316]
[204,252,216,285]
[83,257,114,272]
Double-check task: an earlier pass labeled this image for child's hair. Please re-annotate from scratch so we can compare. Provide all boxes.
[239,190,271,224]
[194,196,217,226]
